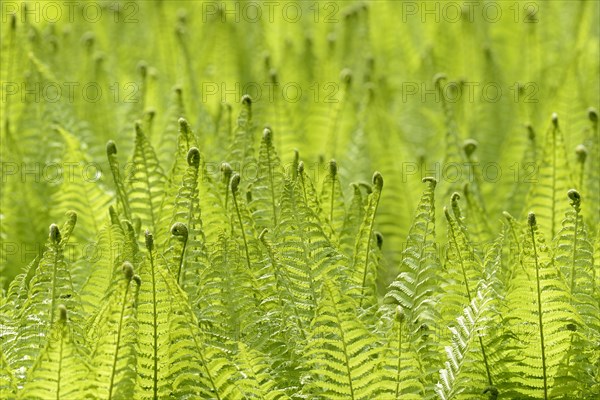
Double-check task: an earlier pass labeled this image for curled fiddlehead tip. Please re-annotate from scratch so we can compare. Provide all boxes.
[241,94,252,106]
[174,86,183,96]
[527,212,537,227]
[171,222,188,239]
[137,60,148,77]
[451,192,461,203]
[246,189,253,203]
[106,140,117,156]
[177,9,187,23]
[433,73,447,86]
[329,159,338,177]
[396,305,405,322]
[588,107,598,123]
[575,144,588,163]
[134,120,143,136]
[58,304,67,322]
[526,124,535,141]
[551,112,559,128]
[483,386,499,399]
[567,189,581,206]
[122,262,134,281]
[298,161,305,175]
[178,117,190,132]
[372,171,383,189]
[263,51,271,68]
[221,162,233,182]
[263,127,273,144]
[133,275,142,286]
[187,147,201,167]
[463,139,478,157]
[221,162,232,173]
[340,68,352,85]
[375,231,383,250]
[81,31,95,47]
[144,230,154,251]
[230,173,241,194]
[146,109,156,120]
[422,176,437,187]
[49,224,61,244]
[269,68,278,83]
[502,211,515,221]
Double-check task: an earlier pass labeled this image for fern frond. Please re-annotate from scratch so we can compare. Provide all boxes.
[228,95,256,170]
[89,263,140,400]
[106,140,133,222]
[127,123,167,237]
[378,307,424,399]
[440,204,484,326]
[502,212,580,399]
[435,286,495,400]
[320,160,346,241]
[134,231,171,399]
[163,147,209,295]
[349,172,383,307]
[79,207,126,315]
[384,177,442,389]
[301,281,384,399]
[7,221,85,383]
[250,127,283,229]
[340,183,366,257]
[157,118,199,243]
[525,115,574,239]
[18,306,90,399]
[274,177,344,332]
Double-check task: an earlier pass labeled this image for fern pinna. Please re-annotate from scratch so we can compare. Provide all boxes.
[1,2,599,399]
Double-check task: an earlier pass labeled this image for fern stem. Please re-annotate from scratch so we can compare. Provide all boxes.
[330,182,335,230]
[107,277,132,400]
[529,214,548,400]
[56,327,64,400]
[49,225,60,326]
[231,176,252,270]
[568,191,582,296]
[395,308,403,398]
[551,118,558,239]
[146,232,160,400]
[266,136,277,226]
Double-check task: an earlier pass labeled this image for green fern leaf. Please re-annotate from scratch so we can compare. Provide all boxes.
[127,123,167,237]
[320,160,346,241]
[7,220,85,383]
[525,116,574,239]
[18,306,89,399]
[134,231,171,399]
[435,286,495,400]
[301,281,384,399]
[250,127,283,229]
[349,172,383,307]
[384,177,442,389]
[89,263,140,400]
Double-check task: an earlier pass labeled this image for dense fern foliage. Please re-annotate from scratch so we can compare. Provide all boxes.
[1,1,599,399]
